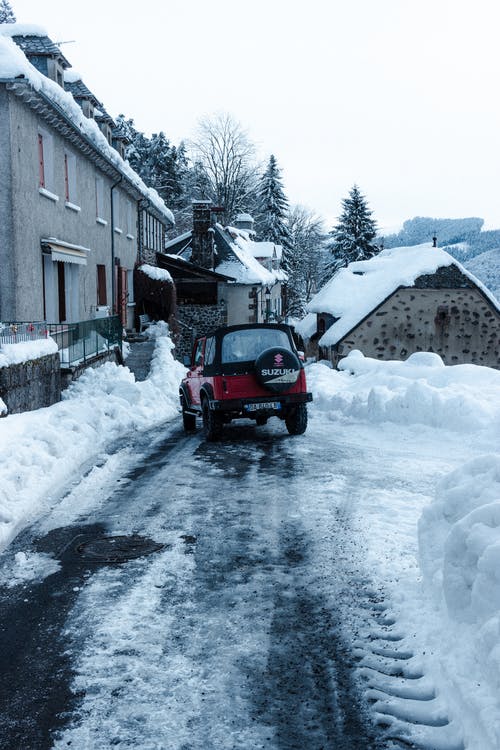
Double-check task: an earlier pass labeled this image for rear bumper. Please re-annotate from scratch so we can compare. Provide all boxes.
[209,392,313,412]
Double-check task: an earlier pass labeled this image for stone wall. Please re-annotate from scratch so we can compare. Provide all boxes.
[0,352,61,415]
[331,285,500,369]
[175,304,227,361]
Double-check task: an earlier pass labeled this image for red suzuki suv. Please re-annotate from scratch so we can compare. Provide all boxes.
[179,323,313,440]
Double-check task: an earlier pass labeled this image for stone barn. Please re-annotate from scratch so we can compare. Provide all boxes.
[306,243,500,369]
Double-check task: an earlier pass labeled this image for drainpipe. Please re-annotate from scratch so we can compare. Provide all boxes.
[110,176,123,314]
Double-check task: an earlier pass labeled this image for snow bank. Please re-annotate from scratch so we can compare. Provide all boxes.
[307,351,500,747]
[0,323,185,553]
[0,337,58,368]
[419,455,500,615]
[418,456,500,747]
[307,350,500,433]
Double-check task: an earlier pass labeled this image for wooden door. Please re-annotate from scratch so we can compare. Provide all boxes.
[117,267,128,327]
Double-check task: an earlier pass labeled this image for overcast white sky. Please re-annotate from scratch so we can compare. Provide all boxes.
[12,0,500,232]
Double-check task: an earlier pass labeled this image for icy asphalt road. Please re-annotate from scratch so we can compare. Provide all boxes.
[0,414,460,750]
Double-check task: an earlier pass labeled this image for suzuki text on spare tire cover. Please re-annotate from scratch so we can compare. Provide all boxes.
[179,323,313,441]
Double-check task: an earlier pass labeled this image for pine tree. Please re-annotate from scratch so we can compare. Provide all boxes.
[0,0,16,23]
[115,115,193,232]
[255,155,291,252]
[325,185,378,281]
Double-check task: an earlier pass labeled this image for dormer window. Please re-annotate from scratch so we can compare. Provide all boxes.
[47,57,65,88]
[81,100,94,119]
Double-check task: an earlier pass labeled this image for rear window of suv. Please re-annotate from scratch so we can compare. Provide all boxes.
[221,328,291,364]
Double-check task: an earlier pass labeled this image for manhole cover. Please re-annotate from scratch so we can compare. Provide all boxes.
[75,534,164,563]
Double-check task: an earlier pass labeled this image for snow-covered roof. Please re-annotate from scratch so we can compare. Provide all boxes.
[225,226,282,260]
[164,231,191,250]
[138,264,172,283]
[216,224,286,285]
[0,23,48,38]
[295,312,317,341]
[0,31,173,225]
[0,23,71,67]
[307,243,500,347]
[234,213,254,223]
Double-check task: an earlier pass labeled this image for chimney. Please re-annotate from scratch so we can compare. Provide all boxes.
[233,213,255,236]
[191,201,214,269]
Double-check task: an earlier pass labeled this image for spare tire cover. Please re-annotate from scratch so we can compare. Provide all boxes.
[255,347,301,393]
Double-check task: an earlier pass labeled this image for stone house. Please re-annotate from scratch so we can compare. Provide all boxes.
[158,202,286,359]
[305,243,500,369]
[0,25,174,332]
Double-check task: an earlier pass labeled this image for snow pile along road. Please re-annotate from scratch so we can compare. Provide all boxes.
[307,351,500,749]
[0,323,184,553]
[419,456,500,747]
[308,349,500,433]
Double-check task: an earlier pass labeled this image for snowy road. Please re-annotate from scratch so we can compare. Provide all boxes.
[0,410,478,750]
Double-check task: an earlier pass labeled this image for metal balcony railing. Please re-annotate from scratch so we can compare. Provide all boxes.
[1,317,122,368]
[47,316,122,367]
[0,321,49,345]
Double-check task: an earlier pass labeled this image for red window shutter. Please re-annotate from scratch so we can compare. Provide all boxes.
[96,265,107,306]
[64,154,69,201]
[38,134,45,187]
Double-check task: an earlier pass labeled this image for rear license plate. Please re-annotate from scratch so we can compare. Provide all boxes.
[244,402,281,411]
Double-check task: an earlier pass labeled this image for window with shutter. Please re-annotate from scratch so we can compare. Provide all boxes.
[38,134,45,187]
[97,265,107,306]
[64,154,69,201]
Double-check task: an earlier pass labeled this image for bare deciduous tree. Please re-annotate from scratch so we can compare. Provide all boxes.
[286,205,327,316]
[189,113,258,224]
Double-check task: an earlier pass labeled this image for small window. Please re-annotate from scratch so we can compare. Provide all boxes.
[95,177,105,220]
[204,337,215,366]
[38,133,45,187]
[127,269,134,303]
[64,152,77,203]
[126,202,135,237]
[38,130,54,192]
[193,339,205,367]
[112,190,121,230]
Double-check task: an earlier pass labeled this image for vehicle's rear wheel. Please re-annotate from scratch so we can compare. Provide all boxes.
[202,398,223,441]
[181,395,196,432]
[285,404,308,435]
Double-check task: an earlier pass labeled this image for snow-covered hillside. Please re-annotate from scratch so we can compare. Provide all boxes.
[464,248,500,300]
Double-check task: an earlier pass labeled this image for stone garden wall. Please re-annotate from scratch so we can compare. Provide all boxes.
[0,352,61,415]
[175,304,227,361]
